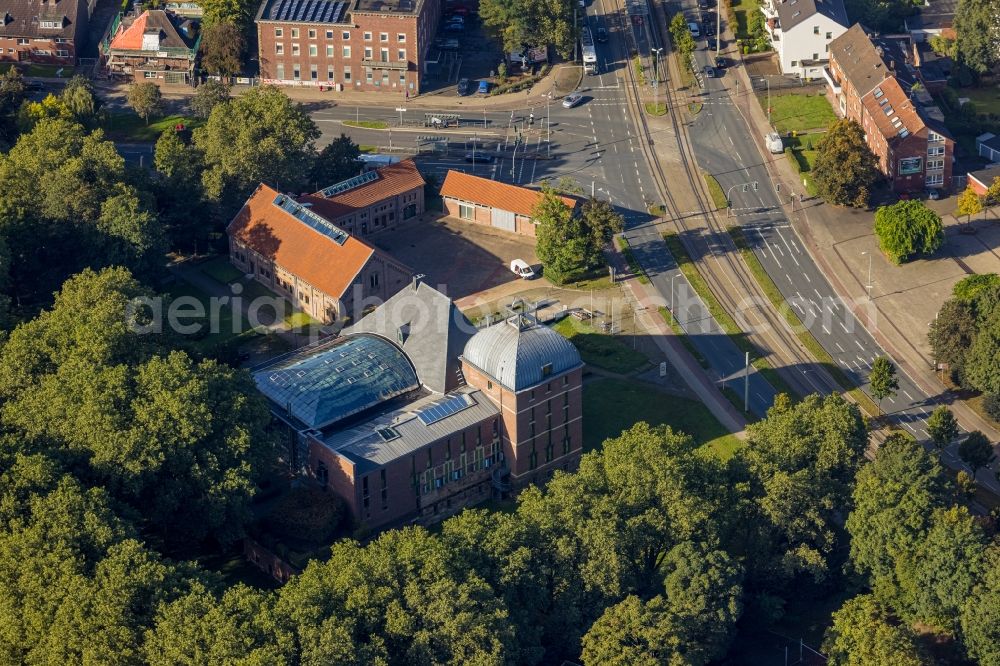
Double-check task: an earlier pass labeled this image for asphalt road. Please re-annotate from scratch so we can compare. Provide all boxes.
[683,14,999,488]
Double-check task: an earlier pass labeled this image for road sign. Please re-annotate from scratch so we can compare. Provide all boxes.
[396,107,407,112]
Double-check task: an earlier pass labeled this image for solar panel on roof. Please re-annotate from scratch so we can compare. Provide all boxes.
[417,394,474,426]
[320,170,380,197]
[273,194,350,245]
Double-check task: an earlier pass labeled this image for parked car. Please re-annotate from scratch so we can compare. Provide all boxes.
[688,22,701,38]
[703,65,716,78]
[562,92,584,108]
[478,80,491,94]
[927,189,941,200]
[707,36,717,50]
[445,22,464,31]
[715,55,726,69]
[510,259,536,279]
[698,0,709,7]
[765,132,784,154]
[596,27,608,42]
[464,152,496,163]
[441,38,460,50]
[704,20,715,35]
[447,15,464,23]
[457,78,471,95]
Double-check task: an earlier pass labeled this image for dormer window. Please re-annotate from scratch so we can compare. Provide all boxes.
[39,19,62,28]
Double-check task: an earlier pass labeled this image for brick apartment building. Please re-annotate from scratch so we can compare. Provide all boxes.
[252,284,584,531]
[100,9,200,83]
[0,0,93,65]
[439,170,579,237]
[825,24,954,193]
[254,0,441,93]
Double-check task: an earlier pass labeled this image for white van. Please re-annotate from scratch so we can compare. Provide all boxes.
[510,259,536,279]
[688,22,701,38]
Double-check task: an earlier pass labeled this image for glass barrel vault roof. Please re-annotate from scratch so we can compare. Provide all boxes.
[253,333,419,430]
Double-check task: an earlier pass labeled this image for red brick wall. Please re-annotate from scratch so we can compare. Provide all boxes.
[256,0,440,93]
[0,37,77,64]
[443,197,538,238]
[244,537,300,583]
[328,185,425,237]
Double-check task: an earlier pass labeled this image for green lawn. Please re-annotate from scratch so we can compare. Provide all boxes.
[0,62,72,77]
[786,147,820,197]
[959,85,1000,116]
[200,256,244,285]
[553,316,650,374]
[101,113,204,142]
[703,171,728,209]
[644,102,667,116]
[760,93,836,133]
[583,378,744,459]
[164,281,257,354]
[343,120,389,130]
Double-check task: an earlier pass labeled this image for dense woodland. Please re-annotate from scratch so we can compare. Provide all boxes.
[1,66,1000,664]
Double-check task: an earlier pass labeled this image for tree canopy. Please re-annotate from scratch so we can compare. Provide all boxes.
[479,0,576,59]
[823,595,926,666]
[954,0,1000,75]
[812,119,881,208]
[873,200,944,264]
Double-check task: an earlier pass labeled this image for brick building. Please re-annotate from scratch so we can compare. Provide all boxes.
[825,24,954,193]
[252,283,584,531]
[100,9,200,83]
[254,0,441,93]
[299,157,426,237]
[0,0,92,65]
[227,183,413,324]
[439,170,579,237]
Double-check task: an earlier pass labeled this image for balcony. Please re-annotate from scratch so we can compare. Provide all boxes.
[760,0,779,19]
[362,58,407,70]
[822,66,841,95]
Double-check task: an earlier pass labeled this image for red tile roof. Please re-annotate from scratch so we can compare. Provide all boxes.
[108,10,196,51]
[439,171,578,217]
[227,184,379,299]
[860,76,924,143]
[302,158,425,221]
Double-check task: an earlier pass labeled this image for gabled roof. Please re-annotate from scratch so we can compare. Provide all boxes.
[345,279,474,394]
[227,183,384,299]
[108,9,197,51]
[830,24,918,94]
[439,171,578,217]
[860,76,925,144]
[969,165,1000,189]
[0,0,78,40]
[299,158,425,221]
[776,0,848,33]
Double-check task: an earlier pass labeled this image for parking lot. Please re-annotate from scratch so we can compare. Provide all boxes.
[422,9,506,95]
[371,216,541,302]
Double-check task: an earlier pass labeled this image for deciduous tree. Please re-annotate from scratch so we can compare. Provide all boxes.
[308,133,362,189]
[926,405,959,451]
[957,185,983,224]
[200,22,245,77]
[812,119,880,207]
[189,79,230,119]
[873,200,944,264]
[822,595,925,666]
[127,82,164,125]
[963,310,1000,394]
[954,0,1000,74]
[869,356,899,414]
[929,299,977,374]
[193,85,319,209]
[958,430,994,478]
[960,547,1000,666]
[534,186,594,283]
[60,75,99,126]
[580,197,625,249]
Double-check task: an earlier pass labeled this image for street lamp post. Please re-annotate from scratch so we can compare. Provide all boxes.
[395,106,406,126]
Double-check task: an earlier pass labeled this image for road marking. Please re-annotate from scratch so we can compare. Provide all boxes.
[839,358,849,367]
[853,360,863,372]
[835,342,845,352]
[802,272,811,283]
[813,288,823,299]
[772,243,784,257]
[839,321,850,333]
[776,228,800,266]
[822,325,831,334]
[905,422,917,433]
[854,340,865,351]
[786,273,792,283]
[903,390,914,401]
[921,429,929,438]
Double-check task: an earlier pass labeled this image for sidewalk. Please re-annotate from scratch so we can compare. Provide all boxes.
[87,62,584,112]
[609,243,748,436]
[723,47,1000,443]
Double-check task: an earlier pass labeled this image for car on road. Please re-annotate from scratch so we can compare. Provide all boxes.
[707,36,717,50]
[464,152,496,163]
[698,0,709,8]
[457,78,471,95]
[478,80,491,94]
[704,20,715,35]
[510,259,536,279]
[596,26,608,42]
[562,92,584,108]
[703,65,716,78]
[688,22,701,38]
[715,55,726,68]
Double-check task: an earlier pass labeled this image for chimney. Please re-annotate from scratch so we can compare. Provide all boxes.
[412,273,425,290]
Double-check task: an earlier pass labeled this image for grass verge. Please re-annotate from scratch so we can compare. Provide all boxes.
[583,378,744,459]
[553,317,650,374]
[703,171,728,210]
[759,92,836,134]
[615,236,650,284]
[633,57,646,86]
[727,226,880,415]
[644,102,667,116]
[662,231,797,399]
[688,102,703,115]
[343,120,389,130]
[101,114,204,142]
[0,62,72,77]
[658,307,710,369]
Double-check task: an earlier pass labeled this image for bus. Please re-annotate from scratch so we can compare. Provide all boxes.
[581,26,598,74]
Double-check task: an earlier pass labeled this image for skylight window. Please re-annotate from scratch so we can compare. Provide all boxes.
[884,106,894,116]
[874,87,884,99]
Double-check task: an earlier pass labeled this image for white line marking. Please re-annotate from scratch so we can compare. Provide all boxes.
[854,340,865,351]
[835,342,845,352]
[903,390,914,401]
[839,321,850,333]
[813,288,823,299]
[822,325,831,334]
